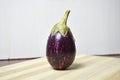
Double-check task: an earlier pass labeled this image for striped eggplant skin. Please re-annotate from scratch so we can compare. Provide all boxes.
[46,31,76,70]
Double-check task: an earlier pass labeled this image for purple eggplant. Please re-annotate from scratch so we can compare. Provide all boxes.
[46,10,76,70]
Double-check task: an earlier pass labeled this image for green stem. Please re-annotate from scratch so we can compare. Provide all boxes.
[51,10,71,36]
[59,10,70,25]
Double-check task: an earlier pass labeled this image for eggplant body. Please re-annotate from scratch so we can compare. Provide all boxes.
[46,31,76,70]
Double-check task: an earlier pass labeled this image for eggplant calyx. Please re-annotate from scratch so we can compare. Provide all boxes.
[51,10,70,36]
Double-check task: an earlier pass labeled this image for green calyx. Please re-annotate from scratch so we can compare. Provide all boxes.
[51,10,70,36]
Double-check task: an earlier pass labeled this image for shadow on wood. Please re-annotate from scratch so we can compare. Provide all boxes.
[67,63,84,70]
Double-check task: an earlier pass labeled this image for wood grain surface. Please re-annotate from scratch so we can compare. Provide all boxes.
[0,55,120,80]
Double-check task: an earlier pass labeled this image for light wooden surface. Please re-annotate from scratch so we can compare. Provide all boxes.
[0,55,120,80]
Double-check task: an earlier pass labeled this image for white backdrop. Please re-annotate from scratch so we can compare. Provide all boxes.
[0,0,120,59]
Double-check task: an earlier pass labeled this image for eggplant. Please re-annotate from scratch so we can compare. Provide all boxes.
[46,10,76,70]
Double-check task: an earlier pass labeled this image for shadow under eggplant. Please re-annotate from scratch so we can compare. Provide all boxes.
[67,63,84,70]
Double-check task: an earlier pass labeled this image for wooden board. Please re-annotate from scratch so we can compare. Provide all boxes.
[0,55,120,80]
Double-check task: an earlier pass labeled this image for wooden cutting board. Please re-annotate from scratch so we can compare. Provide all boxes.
[0,55,120,80]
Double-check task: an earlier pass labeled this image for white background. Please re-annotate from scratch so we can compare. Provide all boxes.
[0,0,120,59]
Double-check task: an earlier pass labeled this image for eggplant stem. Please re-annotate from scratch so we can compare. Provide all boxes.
[59,10,70,25]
